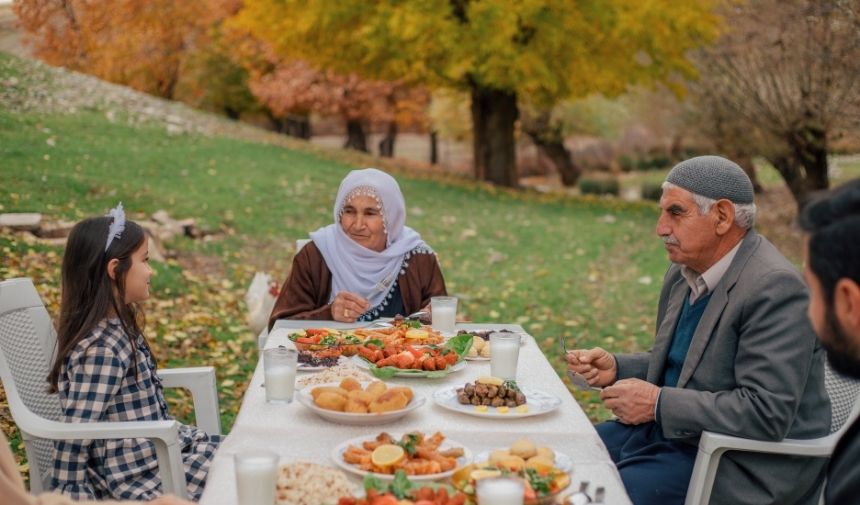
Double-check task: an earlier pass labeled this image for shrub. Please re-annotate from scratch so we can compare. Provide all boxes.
[618,155,636,172]
[580,177,620,196]
[641,181,663,201]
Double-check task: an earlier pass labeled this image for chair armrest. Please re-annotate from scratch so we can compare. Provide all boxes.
[699,430,839,458]
[686,430,835,505]
[159,366,222,435]
[20,415,180,443]
[18,417,188,499]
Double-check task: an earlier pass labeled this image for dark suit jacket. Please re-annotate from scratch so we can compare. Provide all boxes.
[825,415,860,504]
[616,231,831,505]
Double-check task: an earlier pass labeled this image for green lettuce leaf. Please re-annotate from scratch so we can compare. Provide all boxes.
[444,333,473,358]
[389,470,413,499]
[367,363,398,379]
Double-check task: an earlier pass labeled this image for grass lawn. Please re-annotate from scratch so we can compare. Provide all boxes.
[1,102,671,449]
[19,51,860,479]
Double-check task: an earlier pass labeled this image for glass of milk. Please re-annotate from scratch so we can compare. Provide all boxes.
[489,332,521,380]
[234,450,278,505]
[431,296,458,336]
[476,477,525,505]
[263,347,298,403]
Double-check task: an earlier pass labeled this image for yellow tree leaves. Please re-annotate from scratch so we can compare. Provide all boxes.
[233,0,723,105]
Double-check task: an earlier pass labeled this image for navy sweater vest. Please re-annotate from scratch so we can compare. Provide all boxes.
[663,290,712,388]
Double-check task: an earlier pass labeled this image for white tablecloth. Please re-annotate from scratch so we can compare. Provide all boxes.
[199,322,630,504]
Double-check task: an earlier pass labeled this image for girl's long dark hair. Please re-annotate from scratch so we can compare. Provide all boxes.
[48,216,147,393]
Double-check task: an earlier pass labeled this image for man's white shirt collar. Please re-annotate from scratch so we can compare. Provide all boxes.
[680,241,743,304]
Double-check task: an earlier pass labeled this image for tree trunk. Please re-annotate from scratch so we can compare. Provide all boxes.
[789,125,829,192]
[521,109,582,186]
[284,115,311,139]
[768,156,809,210]
[344,120,368,152]
[538,140,581,186]
[266,112,311,139]
[735,155,763,193]
[768,125,830,210]
[470,85,519,187]
[429,130,439,165]
[378,121,397,157]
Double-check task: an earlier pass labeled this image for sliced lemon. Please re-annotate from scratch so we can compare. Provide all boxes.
[474,405,489,413]
[371,444,406,468]
[405,329,429,339]
[496,406,509,414]
[515,405,529,413]
[470,469,503,480]
[477,376,504,386]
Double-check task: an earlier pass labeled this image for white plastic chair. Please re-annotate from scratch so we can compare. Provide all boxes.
[684,362,860,505]
[256,237,310,348]
[0,277,222,498]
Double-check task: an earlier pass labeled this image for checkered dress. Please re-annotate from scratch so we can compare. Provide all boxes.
[51,319,221,501]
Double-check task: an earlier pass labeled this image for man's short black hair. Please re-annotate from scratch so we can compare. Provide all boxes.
[799,178,860,303]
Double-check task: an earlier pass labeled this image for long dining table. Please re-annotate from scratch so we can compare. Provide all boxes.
[198,321,631,504]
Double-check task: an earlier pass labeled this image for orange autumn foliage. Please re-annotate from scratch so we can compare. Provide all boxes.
[14,0,240,98]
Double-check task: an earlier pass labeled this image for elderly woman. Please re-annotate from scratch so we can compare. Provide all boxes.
[268,168,446,327]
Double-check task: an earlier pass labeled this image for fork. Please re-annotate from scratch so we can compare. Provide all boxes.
[560,336,603,391]
[567,480,593,505]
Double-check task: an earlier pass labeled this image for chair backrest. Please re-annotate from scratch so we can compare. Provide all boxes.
[295,238,311,252]
[824,359,860,433]
[0,277,64,491]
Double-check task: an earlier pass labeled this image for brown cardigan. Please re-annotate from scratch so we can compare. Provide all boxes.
[269,242,447,329]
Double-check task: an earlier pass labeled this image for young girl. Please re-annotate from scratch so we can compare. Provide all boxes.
[47,204,220,501]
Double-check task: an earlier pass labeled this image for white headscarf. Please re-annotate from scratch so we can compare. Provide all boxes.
[309,168,430,316]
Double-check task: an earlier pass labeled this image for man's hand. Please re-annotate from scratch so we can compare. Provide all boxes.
[565,347,618,387]
[600,378,661,425]
[150,496,195,505]
[331,291,370,322]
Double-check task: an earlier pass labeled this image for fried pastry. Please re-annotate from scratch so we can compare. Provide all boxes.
[339,377,362,392]
[369,390,409,413]
[315,391,347,411]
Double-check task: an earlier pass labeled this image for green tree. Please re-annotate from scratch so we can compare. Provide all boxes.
[233,0,721,186]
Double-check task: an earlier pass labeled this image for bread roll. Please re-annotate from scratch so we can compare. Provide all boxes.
[535,446,555,462]
[314,391,347,411]
[369,391,409,413]
[496,455,526,472]
[510,438,537,459]
[488,450,510,465]
[310,386,348,401]
[526,456,555,469]
[339,377,362,392]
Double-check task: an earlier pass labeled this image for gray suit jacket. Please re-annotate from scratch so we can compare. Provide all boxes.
[616,231,831,505]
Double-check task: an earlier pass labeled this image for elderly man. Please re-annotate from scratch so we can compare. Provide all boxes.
[799,179,860,505]
[567,156,831,505]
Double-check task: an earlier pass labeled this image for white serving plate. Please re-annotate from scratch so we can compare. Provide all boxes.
[433,386,561,419]
[296,382,425,425]
[331,433,471,481]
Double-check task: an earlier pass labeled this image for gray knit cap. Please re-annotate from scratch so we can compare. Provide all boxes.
[665,155,754,204]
